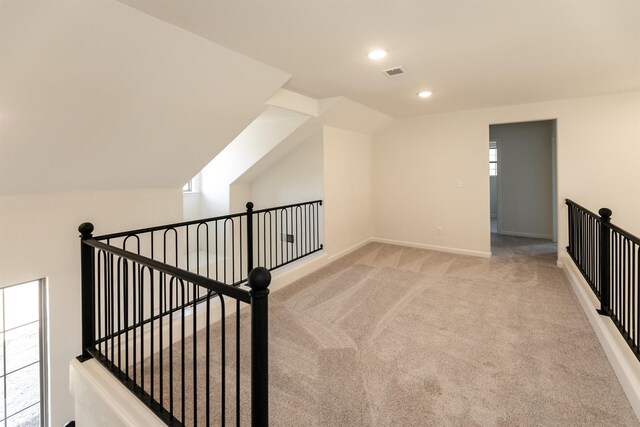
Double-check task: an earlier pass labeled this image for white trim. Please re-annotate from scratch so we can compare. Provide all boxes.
[39,278,50,427]
[497,230,553,240]
[559,253,640,423]
[327,238,373,262]
[268,250,329,293]
[268,238,374,293]
[370,237,491,258]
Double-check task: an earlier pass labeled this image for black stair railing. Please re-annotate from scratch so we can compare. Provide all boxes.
[566,199,640,359]
[77,200,323,426]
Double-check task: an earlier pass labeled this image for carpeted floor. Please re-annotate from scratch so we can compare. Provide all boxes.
[150,236,639,426]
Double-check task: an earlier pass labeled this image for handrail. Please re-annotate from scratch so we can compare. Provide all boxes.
[566,198,639,246]
[565,199,601,218]
[94,199,323,240]
[252,199,323,214]
[84,238,251,303]
[91,200,324,287]
[78,199,323,426]
[606,221,640,244]
[94,211,248,240]
[565,198,640,362]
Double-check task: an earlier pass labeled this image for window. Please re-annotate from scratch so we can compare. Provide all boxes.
[183,176,199,194]
[0,280,47,427]
[489,142,497,176]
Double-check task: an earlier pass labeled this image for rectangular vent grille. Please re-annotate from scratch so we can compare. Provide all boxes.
[385,68,404,76]
[382,66,410,80]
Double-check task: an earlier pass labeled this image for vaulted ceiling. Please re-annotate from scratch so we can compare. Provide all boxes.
[0,0,289,195]
[2,0,639,195]
[119,0,640,117]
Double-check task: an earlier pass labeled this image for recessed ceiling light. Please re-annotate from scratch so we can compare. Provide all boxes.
[367,49,388,60]
[418,91,432,98]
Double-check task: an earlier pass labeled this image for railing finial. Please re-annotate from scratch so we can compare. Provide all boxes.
[598,208,612,221]
[248,266,271,292]
[246,201,254,211]
[78,222,94,238]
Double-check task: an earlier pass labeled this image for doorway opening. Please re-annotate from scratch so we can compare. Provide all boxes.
[489,120,557,260]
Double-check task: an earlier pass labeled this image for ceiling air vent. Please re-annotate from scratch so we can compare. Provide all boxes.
[382,66,410,80]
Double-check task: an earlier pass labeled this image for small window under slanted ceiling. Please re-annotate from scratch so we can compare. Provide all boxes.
[489,141,497,176]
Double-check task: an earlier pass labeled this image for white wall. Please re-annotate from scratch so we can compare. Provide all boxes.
[197,108,309,217]
[248,129,324,209]
[323,126,372,258]
[491,120,553,239]
[229,183,252,214]
[372,91,640,257]
[0,189,183,426]
[240,125,372,259]
[372,110,492,257]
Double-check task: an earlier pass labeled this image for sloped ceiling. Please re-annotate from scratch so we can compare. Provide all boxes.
[0,0,290,195]
[234,96,393,185]
[117,0,640,118]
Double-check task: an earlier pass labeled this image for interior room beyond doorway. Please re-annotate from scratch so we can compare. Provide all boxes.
[489,119,557,257]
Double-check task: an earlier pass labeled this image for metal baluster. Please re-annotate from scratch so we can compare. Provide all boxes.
[247,202,254,277]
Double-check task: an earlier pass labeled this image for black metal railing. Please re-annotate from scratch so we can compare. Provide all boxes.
[566,199,640,360]
[93,200,323,287]
[252,201,323,272]
[78,200,323,426]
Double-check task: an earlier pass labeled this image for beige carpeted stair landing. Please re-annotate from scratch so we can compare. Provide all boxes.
[139,238,639,426]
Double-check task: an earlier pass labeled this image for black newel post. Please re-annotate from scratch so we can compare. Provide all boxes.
[597,208,612,316]
[249,266,271,427]
[246,202,254,277]
[78,222,95,361]
[565,200,572,254]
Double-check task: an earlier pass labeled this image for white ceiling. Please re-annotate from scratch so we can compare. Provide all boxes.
[119,0,640,118]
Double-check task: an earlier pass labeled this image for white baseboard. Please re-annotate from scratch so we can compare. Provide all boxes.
[370,237,491,258]
[498,230,553,240]
[268,250,329,293]
[559,253,640,423]
[326,238,373,262]
[269,238,374,293]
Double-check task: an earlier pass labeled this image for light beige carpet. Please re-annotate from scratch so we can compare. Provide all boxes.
[147,237,639,426]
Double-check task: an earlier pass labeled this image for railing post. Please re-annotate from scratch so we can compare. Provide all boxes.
[78,222,95,361]
[565,200,572,254]
[248,266,271,427]
[597,208,612,316]
[246,202,254,277]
